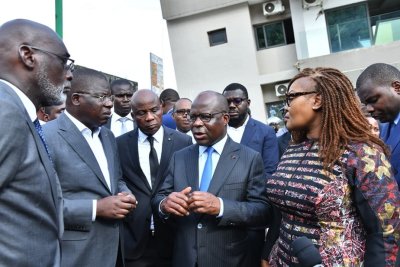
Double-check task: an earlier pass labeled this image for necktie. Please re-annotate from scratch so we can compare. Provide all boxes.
[119,117,128,135]
[147,136,159,187]
[33,119,52,161]
[200,147,214,191]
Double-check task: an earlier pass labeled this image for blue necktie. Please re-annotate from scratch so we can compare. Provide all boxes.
[33,119,52,161]
[200,147,214,191]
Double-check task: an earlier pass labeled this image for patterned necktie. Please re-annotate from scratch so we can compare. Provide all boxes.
[33,119,52,161]
[119,117,128,135]
[147,136,159,187]
[200,147,214,191]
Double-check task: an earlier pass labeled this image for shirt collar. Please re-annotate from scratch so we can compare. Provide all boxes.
[199,133,228,156]
[394,112,400,125]
[64,110,101,137]
[138,126,164,143]
[1,79,37,122]
[111,111,134,123]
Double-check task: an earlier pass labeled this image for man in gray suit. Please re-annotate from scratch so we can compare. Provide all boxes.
[43,68,137,267]
[0,19,72,266]
[152,91,271,267]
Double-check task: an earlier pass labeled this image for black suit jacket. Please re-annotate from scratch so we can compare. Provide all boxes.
[152,137,271,267]
[116,127,192,260]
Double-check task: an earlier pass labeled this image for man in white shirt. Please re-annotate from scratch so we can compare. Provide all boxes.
[104,79,136,137]
[43,68,137,267]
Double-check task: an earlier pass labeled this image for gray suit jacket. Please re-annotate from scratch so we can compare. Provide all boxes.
[152,137,271,267]
[43,113,130,267]
[0,81,63,266]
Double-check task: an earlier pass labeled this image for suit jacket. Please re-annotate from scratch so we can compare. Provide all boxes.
[381,121,400,187]
[0,81,63,266]
[152,137,271,267]
[43,113,130,267]
[241,117,279,176]
[117,127,192,260]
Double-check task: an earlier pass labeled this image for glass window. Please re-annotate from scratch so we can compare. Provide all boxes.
[208,28,227,46]
[326,3,371,53]
[255,18,294,50]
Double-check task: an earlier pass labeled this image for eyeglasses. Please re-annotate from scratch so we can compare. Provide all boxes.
[226,97,247,105]
[285,91,318,107]
[24,45,75,72]
[189,112,225,122]
[75,92,115,103]
[174,109,191,116]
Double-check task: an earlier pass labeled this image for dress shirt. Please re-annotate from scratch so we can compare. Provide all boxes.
[110,112,135,137]
[0,79,36,122]
[64,110,111,221]
[198,134,228,217]
[227,115,249,143]
[393,113,400,126]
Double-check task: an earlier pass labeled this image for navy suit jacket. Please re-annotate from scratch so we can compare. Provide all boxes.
[241,117,279,176]
[381,121,400,187]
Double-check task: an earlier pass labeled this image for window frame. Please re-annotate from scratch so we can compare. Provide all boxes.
[208,28,228,47]
[254,19,290,50]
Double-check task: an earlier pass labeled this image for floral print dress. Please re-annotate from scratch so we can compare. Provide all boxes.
[266,140,400,267]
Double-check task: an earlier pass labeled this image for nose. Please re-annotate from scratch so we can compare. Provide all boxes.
[365,103,374,113]
[192,116,203,127]
[65,68,73,81]
[228,101,236,108]
[145,112,155,121]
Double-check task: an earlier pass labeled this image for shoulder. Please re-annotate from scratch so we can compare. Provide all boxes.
[165,127,192,142]
[248,118,275,135]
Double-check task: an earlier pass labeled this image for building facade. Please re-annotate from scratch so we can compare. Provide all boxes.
[160,0,400,122]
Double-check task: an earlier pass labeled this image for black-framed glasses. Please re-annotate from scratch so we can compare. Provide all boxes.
[285,91,318,107]
[24,45,75,72]
[75,92,115,103]
[226,97,247,105]
[189,111,225,122]
[174,109,191,116]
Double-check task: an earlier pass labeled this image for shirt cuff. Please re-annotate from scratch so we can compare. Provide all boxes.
[92,199,97,221]
[159,198,170,219]
[217,197,224,218]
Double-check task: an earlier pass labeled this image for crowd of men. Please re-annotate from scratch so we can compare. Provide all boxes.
[0,18,400,267]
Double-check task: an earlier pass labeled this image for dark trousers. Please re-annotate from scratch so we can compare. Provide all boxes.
[125,231,171,267]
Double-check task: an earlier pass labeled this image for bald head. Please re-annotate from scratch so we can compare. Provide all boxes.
[0,19,72,109]
[193,91,229,112]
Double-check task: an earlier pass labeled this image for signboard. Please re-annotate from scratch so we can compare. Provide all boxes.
[150,53,164,94]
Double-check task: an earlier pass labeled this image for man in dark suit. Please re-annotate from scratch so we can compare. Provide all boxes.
[222,83,279,266]
[357,63,400,187]
[43,68,137,267]
[117,89,192,267]
[104,79,136,137]
[152,91,270,267]
[0,19,72,266]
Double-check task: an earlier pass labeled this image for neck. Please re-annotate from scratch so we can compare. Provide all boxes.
[229,113,248,128]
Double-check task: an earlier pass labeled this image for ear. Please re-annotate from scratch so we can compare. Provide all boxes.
[312,93,322,111]
[223,113,230,126]
[247,99,251,107]
[18,45,35,69]
[71,93,81,106]
[392,81,400,95]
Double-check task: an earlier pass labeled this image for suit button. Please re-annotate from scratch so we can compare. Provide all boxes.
[197,223,203,229]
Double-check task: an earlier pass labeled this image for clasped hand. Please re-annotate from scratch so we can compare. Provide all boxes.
[97,192,137,219]
[161,186,220,216]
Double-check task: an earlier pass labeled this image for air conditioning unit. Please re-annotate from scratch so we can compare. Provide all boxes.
[263,0,285,16]
[303,0,323,9]
[275,83,289,97]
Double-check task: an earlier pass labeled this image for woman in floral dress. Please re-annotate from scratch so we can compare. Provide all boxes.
[265,67,400,266]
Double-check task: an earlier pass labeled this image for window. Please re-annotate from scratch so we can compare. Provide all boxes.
[208,28,227,46]
[326,3,371,53]
[255,18,295,50]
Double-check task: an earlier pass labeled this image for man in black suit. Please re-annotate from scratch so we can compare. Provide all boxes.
[117,89,192,267]
[152,91,270,267]
[104,79,136,137]
[222,83,279,266]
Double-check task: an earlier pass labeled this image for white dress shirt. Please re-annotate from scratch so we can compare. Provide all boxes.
[110,112,135,137]
[64,110,111,221]
[198,134,228,217]
[227,115,249,143]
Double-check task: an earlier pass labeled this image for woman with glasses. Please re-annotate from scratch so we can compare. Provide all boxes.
[264,67,400,266]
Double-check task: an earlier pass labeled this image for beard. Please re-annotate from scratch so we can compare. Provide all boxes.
[229,111,248,128]
[36,63,64,107]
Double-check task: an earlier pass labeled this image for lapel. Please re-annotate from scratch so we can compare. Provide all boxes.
[58,114,111,193]
[153,127,174,192]
[99,129,115,194]
[387,122,400,151]
[126,129,152,193]
[185,145,200,191]
[208,138,240,196]
[380,123,390,142]
[240,117,256,145]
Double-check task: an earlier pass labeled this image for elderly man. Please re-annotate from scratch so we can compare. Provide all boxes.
[0,19,72,266]
[356,63,400,187]
[152,91,270,267]
[43,68,137,267]
[117,89,192,267]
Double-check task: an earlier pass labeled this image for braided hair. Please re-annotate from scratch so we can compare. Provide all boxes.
[289,67,389,169]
